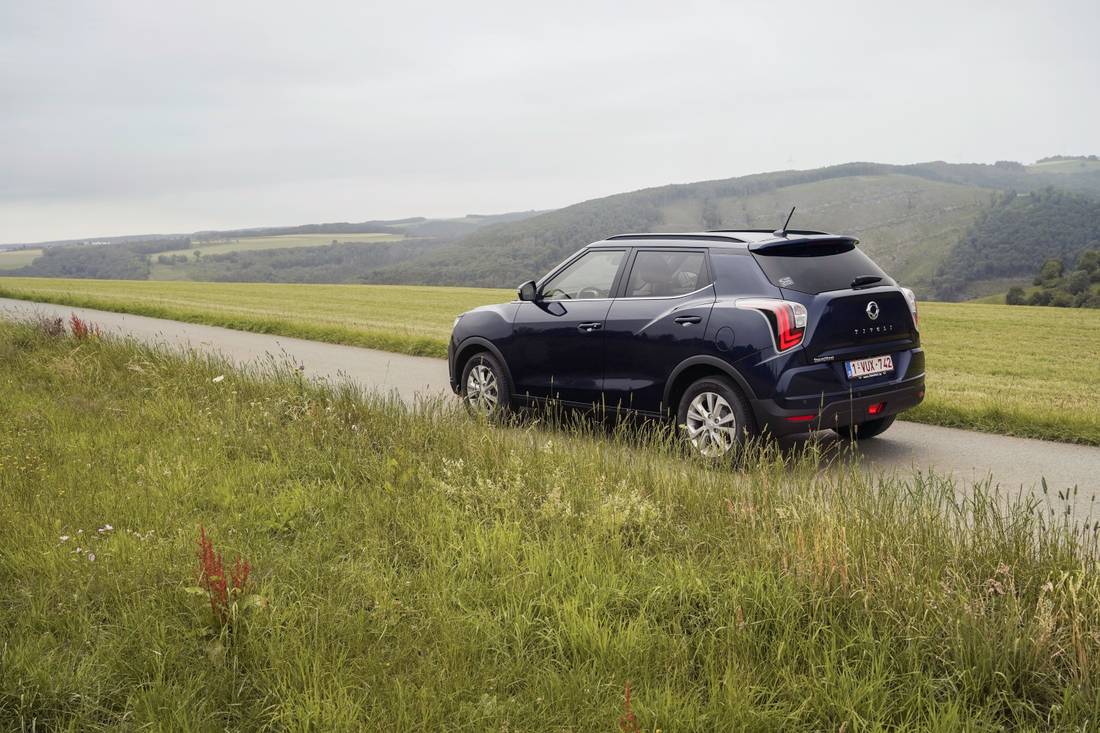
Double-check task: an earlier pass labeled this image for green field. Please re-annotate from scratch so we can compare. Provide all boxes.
[156,233,406,260]
[2,321,1098,729]
[148,234,409,280]
[1029,158,1100,174]
[0,248,43,270]
[0,277,1098,444]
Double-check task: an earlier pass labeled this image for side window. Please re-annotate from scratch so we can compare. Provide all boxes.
[540,249,625,300]
[624,250,708,298]
[709,251,771,295]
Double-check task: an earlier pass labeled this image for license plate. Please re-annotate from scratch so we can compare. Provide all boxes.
[845,355,894,379]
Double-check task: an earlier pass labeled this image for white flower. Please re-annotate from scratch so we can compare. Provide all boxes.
[212,375,226,383]
[87,553,96,562]
[59,535,70,542]
[97,524,113,533]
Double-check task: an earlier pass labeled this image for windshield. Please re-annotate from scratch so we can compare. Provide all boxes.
[752,243,891,294]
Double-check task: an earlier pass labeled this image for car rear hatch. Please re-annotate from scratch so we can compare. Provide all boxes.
[749,237,919,362]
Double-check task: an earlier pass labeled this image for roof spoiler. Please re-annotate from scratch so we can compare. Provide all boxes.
[748,235,859,253]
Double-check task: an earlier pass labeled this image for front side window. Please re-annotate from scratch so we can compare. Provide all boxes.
[625,250,708,297]
[540,249,624,300]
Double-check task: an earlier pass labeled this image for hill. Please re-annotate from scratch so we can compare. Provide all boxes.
[930,189,1100,299]
[1,211,546,283]
[6,160,1100,294]
[370,160,1100,292]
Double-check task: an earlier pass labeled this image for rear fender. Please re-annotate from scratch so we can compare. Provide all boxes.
[663,355,758,409]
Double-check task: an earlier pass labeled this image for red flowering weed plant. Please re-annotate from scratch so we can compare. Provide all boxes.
[192,525,261,628]
[68,313,102,340]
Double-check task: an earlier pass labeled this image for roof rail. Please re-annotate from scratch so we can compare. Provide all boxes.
[708,228,829,236]
[605,233,745,243]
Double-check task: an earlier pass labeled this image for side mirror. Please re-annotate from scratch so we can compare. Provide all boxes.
[517,280,538,302]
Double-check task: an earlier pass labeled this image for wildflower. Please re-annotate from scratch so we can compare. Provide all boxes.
[59,535,70,542]
[97,524,113,533]
[87,553,96,562]
[212,375,226,383]
[197,526,252,625]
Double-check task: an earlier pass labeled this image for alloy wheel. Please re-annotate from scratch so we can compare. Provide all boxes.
[465,364,499,413]
[684,391,738,457]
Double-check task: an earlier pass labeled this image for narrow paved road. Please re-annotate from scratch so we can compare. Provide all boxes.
[4,298,1098,514]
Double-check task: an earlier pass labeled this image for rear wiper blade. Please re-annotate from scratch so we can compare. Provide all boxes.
[851,275,883,289]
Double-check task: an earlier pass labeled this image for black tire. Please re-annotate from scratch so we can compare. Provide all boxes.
[459,351,511,417]
[676,376,755,458]
[834,414,896,441]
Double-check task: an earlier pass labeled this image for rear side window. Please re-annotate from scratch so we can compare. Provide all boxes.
[752,243,891,294]
[624,250,708,297]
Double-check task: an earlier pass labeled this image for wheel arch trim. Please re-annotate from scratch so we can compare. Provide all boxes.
[663,355,757,409]
[452,336,515,392]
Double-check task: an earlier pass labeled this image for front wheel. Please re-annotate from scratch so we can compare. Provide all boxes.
[677,376,755,458]
[460,352,511,418]
[834,414,896,441]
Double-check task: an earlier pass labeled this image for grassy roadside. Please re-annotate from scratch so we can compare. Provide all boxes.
[1,278,1098,445]
[2,319,1099,729]
[0,278,513,358]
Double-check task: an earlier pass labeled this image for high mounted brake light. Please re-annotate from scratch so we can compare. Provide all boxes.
[736,298,808,352]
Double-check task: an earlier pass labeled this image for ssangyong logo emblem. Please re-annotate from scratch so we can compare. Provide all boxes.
[866,301,880,321]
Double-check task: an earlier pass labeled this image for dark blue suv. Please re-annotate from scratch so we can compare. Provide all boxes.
[448,229,924,457]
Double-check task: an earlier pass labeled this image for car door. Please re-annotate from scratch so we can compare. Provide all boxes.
[601,248,716,413]
[507,248,627,404]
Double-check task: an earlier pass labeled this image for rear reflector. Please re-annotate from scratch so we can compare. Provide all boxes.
[868,402,886,416]
[785,414,816,423]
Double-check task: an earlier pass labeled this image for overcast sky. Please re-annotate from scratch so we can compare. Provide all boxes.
[1,0,1098,244]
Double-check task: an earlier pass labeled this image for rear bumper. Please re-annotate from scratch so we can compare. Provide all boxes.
[753,373,925,437]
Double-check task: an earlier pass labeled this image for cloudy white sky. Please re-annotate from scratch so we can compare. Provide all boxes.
[1,0,1098,243]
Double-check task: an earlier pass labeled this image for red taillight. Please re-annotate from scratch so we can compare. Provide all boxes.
[901,287,919,329]
[868,402,885,416]
[736,299,808,352]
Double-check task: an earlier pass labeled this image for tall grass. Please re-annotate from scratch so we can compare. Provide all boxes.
[1,320,1098,730]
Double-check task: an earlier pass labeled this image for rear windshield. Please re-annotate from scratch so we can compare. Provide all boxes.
[751,243,891,294]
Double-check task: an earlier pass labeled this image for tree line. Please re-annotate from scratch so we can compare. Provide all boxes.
[4,238,191,280]
[1006,248,1100,308]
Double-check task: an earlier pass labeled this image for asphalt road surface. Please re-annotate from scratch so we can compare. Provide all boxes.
[4,297,1098,516]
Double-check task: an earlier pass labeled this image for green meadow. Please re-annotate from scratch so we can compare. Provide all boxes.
[1,320,1098,729]
[0,277,1098,444]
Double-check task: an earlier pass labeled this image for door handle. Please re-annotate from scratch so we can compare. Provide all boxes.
[674,315,702,325]
[577,322,603,332]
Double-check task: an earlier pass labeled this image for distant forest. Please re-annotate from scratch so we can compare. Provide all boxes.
[932,189,1100,299]
[11,238,192,280]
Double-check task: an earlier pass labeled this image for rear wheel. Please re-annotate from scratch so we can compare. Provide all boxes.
[460,352,511,418]
[677,376,754,458]
[835,414,896,441]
